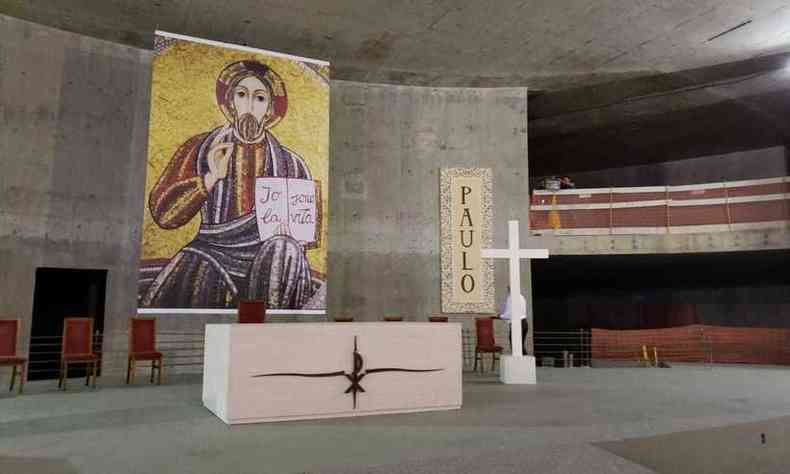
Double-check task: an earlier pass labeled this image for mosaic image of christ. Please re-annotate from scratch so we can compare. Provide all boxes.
[140,60,322,310]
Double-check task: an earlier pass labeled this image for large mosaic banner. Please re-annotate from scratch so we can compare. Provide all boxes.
[138,32,329,314]
[440,168,494,313]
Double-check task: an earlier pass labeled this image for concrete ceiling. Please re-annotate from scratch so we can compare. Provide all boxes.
[5,1,790,175]
[529,50,790,176]
[4,0,790,91]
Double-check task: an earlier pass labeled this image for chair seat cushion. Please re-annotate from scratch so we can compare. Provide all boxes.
[130,351,163,360]
[476,345,503,353]
[0,356,26,365]
[63,354,98,361]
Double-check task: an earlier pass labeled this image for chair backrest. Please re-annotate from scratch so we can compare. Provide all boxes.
[384,315,403,322]
[62,318,94,356]
[429,316,448,323]
[238,300,266,324]
[475,317,496,348]
[130,318,156,353]
[0,320,19,357]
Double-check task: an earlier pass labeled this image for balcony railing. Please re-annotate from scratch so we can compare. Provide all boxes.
[530,176,790,236]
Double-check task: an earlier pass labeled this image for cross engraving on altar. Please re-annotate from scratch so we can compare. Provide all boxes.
[482,220,551,381]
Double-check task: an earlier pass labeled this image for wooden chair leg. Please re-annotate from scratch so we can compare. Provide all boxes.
[92,360,97,388]
[150,360,155,384]
[62,362,68,391]
[19,362,26,395]
[125,358,131,385]
[157,358,163,385]
[491,353,496,372]
[9,365,16,392]
[130,359,135,384]
[85,362,91,386]
[473,351,479,372]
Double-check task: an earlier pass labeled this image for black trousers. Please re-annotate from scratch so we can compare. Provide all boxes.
[507,319,529,355]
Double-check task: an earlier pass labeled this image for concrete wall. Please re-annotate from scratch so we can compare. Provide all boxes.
[0,15,152,372]
[547,227,790,256]
[0,15,532,376]
[329,81,531,320]
[329,81,531,352]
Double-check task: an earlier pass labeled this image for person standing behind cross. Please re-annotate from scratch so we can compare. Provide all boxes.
[498,286,528,355]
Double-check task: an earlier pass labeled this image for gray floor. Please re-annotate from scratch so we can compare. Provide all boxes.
[2,365,790,473]
[597,415,790,474]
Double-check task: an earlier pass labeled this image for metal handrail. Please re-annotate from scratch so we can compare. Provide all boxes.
[22,326,788,378]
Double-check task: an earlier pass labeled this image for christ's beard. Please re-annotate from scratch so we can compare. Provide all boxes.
[235,113,265,143]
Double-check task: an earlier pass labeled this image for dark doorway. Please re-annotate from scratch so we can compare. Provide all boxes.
[532,250,790,331]
[531,250,790,365]
[29,268,107,381]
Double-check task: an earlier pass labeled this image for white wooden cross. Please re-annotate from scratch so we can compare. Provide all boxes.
[482,220,550,358]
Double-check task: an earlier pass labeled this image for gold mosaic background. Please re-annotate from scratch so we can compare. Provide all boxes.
[142,37,330,275]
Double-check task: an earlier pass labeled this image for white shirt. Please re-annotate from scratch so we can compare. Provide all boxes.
[499,293,526,320]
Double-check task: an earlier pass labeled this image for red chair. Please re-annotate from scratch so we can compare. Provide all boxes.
[59,318,98,390]
[238,300,266,324]
[474,317,502,373]
[429,316,449,322]
[0,320,27,394]
[127,318,163,385]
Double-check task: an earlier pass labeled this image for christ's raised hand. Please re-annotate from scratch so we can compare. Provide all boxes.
[203,142,234,192]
